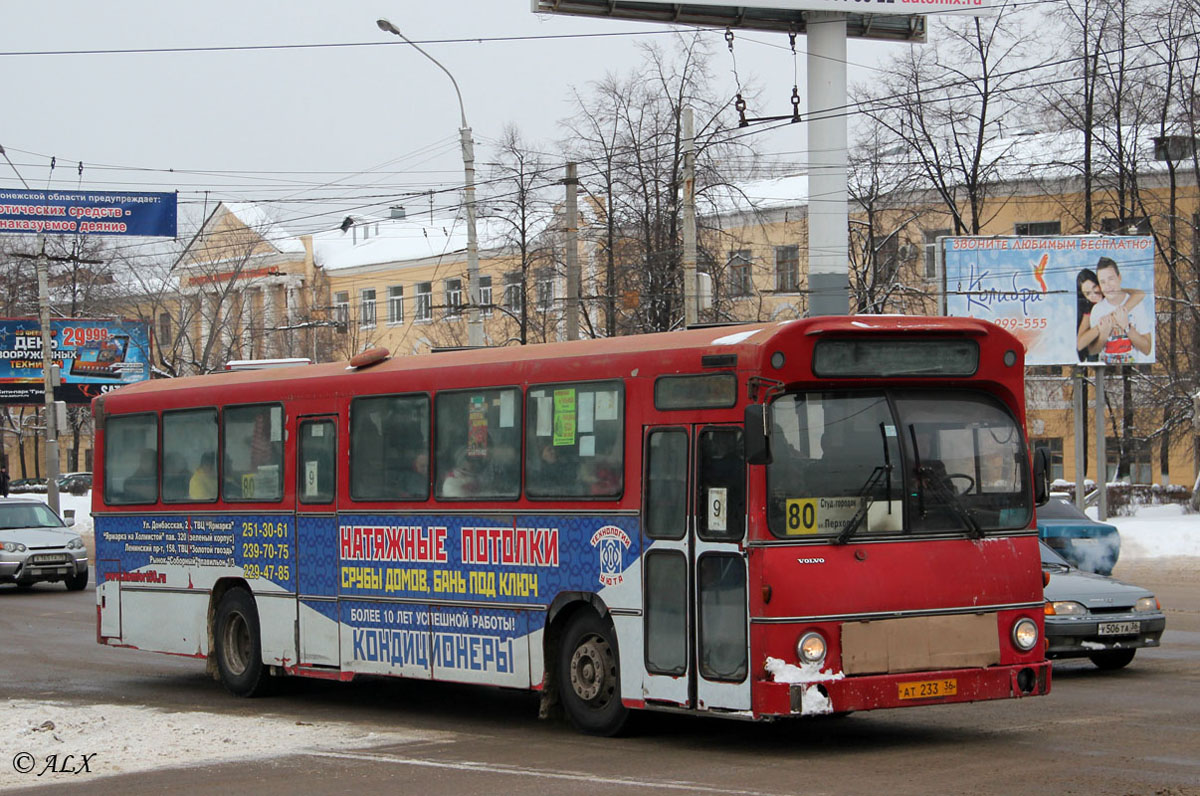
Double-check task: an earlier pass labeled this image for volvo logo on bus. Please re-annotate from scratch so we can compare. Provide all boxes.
[590,525,632,587]
[797,557,826,565]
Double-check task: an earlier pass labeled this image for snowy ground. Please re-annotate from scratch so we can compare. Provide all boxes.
[2,491,1195,788]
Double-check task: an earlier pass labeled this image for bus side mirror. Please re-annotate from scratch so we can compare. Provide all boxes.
[1032,446,1051,506]
[744,404,771,465]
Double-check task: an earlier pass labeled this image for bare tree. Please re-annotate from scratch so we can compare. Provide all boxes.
[563,33,754,334]
[857,11,1030,235]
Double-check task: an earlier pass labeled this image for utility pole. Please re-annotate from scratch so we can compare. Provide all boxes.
[36,235,61,514]
[564,162,580,341]
[682,107,699,328]
[14,241,103,514]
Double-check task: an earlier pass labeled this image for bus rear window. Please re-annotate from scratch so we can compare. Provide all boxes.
[526,381,623,499]
[813,339,978,377]
[104,413,159,505]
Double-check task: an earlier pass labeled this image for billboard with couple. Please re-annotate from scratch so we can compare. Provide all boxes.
[942,236,1156,367]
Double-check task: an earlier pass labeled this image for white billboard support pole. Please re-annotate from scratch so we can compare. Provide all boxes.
[1074,368,1087,509]
[806,12,849,316]
[1094,364,1107,520]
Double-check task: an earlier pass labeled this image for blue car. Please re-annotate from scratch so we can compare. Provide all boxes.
[1036,496,1119,575]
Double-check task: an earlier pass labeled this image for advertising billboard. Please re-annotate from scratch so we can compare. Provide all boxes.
[0,318,152,404]
[0,189,177,238]
[943,236,1156,367]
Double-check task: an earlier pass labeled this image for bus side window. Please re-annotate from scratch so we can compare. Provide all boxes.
[434,388,520,500]
[162,408,218,503]
[104,413,159,505]
[222,404,283,501]
[525,381,624,499]
[350,394,429,501]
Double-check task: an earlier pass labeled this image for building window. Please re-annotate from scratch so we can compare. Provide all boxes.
[774,245,799,293]
[359,288,376,329]
[444,279,463,318]
[1014,221,1062,236]
[504,272,523,314]
[479,275,493,317]
[1100,216,1152,235]
[415,283,432,322]
[387,285,404,325]
[334,291,350,331]
[873,235,899,266]
[923,229,951,279]
[1105,436,1152,484]
[536,269,555,312]
[157,312,172,347]
[727,250,752,297]
[1030,437,1064,482]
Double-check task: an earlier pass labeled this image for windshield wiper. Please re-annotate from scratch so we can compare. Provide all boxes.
[918,465,984,538]
[835,465,890,545]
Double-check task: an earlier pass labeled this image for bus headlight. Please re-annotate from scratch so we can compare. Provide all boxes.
[796,632,827,665]
[1011,617,1039,651]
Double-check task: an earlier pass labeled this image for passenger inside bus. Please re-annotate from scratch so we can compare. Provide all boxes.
[441,450,491,497]
[189,452,217,500]
[125,450,159,502]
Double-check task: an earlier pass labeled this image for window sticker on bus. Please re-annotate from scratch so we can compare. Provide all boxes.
[595,390,618,420]
[499,390,514,428]
[579,435,595,457]
[468,395,489,456]
[553,389,576,447]
[270,407,282,442]
[708,487,728,532]
[578,392,595,433]
[304,461,320,497]
[311,424,324,437]
[536,396,552,436]
[883,424,897,437]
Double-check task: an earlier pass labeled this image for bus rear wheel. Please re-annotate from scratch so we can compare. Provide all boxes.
[214,589,270,697]
[557,611,628,736]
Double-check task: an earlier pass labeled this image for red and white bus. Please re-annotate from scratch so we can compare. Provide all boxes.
[93,316,1051,734]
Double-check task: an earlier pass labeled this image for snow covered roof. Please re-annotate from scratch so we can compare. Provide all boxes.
[221,202,307,255]
[702,174,809,218]
[311,211,520,272]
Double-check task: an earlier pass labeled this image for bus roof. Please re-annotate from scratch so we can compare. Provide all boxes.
[95,316,1015,411]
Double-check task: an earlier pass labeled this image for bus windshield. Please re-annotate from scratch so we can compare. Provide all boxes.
[767,389,1031,538]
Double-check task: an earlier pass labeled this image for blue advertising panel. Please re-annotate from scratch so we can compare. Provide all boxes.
[0,189,176,238]
[0,318,152,404]
[943,236,1156,366]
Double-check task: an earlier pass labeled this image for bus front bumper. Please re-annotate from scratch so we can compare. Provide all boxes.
[756,661,1052,717]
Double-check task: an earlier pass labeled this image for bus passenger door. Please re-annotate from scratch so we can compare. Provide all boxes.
[640,425,750,713]
[295,415,341,669]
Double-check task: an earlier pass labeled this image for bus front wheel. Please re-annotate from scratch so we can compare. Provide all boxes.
[214,589,270,697]
[557,611,628,736]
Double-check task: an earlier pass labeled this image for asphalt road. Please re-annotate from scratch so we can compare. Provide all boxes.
[1,556,1198,796]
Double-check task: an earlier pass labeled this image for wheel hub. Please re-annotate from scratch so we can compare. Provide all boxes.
[570,635,612,703]
[222,611,250,676]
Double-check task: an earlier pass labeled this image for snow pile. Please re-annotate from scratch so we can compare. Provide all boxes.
[764,657,844,685]
[0,700,440,789]
[1099,504,1200,559]
[764,658,843,716]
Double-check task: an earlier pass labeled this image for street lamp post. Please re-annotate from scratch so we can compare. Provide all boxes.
[376,19,483,348]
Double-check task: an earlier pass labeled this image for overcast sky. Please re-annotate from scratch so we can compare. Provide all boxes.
[2,1,919,240]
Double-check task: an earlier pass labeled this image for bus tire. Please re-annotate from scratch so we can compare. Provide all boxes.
[557,610,628,736]
[65,567,88,591]
[214,589,270,697]
[1088,649,1136,670]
